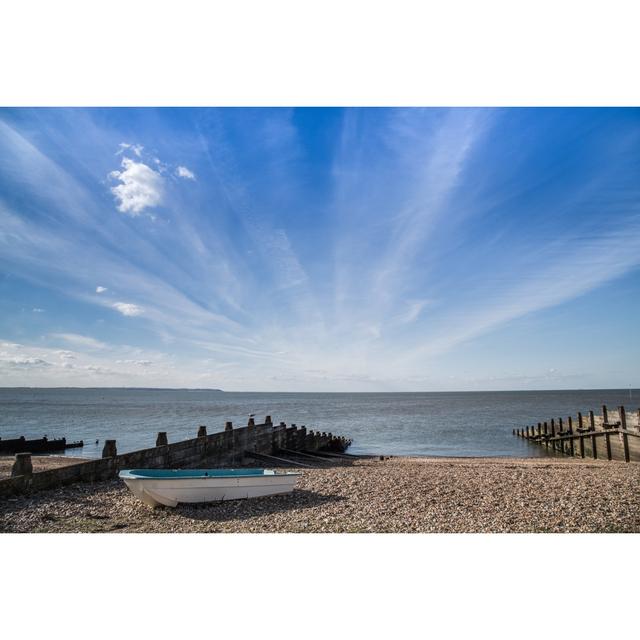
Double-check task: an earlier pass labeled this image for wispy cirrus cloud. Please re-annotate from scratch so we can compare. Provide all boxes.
[50,333,109,350]
[1,108,639,390]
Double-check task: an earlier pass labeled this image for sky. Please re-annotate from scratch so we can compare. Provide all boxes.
[0,107,639,391]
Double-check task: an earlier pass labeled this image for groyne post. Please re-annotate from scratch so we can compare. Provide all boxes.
[622,432,630,463]
[225,421,233,432]
[577,412,583,430]
[589,411,598,458]
[568,419,575,456]
[618,406,626,430]
[12,453,33,478]
[102,440,117,458]
[602,405,608,424]
[197,425,207,438]
[605,432,612,460]
[156,432,168,446]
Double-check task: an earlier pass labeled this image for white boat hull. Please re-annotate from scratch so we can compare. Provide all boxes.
[120,469,300,508]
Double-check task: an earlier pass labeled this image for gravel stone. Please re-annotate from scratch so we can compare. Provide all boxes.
[1,457,638,533]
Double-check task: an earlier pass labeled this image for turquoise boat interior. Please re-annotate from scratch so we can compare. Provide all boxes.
[119,468,289,479]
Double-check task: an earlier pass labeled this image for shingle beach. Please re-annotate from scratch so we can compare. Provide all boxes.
[1,456,638,533]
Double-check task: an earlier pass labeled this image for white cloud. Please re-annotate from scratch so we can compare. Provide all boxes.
[96,286,107,293]
[117,142,143,157]
[51,333,108,349]
[116,359,153,366]
[32,307,44,313]
[83,364,117,375]
[55,350,76,360]
[176,165,196,180]
[0,356,52,368]
[113,302,143,317]
[109,157,164,215]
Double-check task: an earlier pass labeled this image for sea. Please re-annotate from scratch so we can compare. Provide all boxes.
[0,388,637,459]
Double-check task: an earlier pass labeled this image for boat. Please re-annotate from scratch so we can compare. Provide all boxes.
[119,468,301,508]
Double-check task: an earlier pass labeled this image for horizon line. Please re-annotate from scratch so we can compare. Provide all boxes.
[0,386,638,394]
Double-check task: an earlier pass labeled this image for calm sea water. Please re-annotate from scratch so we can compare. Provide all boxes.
[0,388,637,459]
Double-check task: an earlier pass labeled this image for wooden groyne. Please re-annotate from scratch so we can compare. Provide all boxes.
[0,417,351,497]
[0,435,84,454]
[513,405,640,462]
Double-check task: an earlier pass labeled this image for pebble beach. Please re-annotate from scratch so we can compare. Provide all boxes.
[1,456,638,533]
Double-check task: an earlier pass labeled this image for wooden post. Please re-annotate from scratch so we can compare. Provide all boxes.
[589,410,595,431]
[568,433,575,457]
[577,412,583,430]
[247,417,255,427]
[543,421,548,435]
[225,421,233,431]
[537,422,542,437]
[579,435,585,458]
[102,440,117,458]
[11,452,33,477]
[526,426,530,438]
[197,425,207,438]
[550,418,556,437]
[602,405,608,424]
[156,431,168,446]
[568,416,573,434]
[605,432,612,461]
[621,432,630,463]
[265,415,273,425]
[591,430,598,459]
[618,406,626,430]
[512,428,515,436]
[558,417,564,433]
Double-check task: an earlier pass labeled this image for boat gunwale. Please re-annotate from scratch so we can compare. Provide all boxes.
[119,468,302,480]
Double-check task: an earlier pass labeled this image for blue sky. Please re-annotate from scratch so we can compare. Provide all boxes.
[0,107,639,390]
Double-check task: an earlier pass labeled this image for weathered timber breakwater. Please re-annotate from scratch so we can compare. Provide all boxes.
[0,435,84,454]
[0,417,351,498]
[514,404,640,462]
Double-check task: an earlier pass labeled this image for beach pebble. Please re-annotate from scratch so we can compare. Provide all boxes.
[0,457,638,533]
